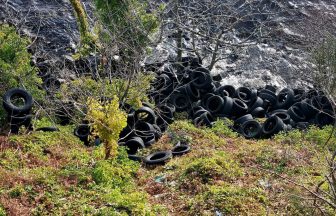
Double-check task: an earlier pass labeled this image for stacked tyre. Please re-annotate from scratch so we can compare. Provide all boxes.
[2,88,34,134]
[117,104,175,161]
[148,57,335,139]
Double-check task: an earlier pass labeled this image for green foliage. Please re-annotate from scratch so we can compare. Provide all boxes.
[87,96,127,159]
[59,74,154,109]
[182,152,242,184]
[0,124,159,215]
[0,205,5,216]
[92,148,139,187]
[189,184,267,215]
[0,24,44,123]
[69,0,97,57]
[305,125,336,150]
[274,129,303,146]
[211,118,239,138]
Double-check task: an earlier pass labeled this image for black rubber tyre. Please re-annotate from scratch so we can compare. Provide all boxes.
[215,86,230,98]
[288,103,306,122]
[128,154,143,162]
[200,93,215,107]
[248,97,264,112]
[317,96,332,110]
[190,68,212,89]
[172,145,191,156]
[222,96,234,115]
[193,112,214,127]
[295,122,310,130]
[315,110,335,127]
[36,127,59,132]
[262,116,285,137]
[186,83,200,101]
[124,137,145,155]
[142,133,156,147]
[156,115,169,132]
[156,104,174,123]
[206,95,224,114]
[8,114,33,126]
[233,114,253,132]
[259,90,277,107]
[293,89,306,102]
[189,106,206,119]
[301,98,320,118]
[251,107,266,118]
[3,88,33,115]
[152,124,162,141]
[272,112,291,124]
[170,93,190,112]
[234,114,253,127]
[276,88,294,109]
[232,98,248,117]
[144,151,172,165]
[134,121,155,137]
[74,124,90,145]
[241,120,262,139]
[192,107,208,119]
[135,107,157,124]
[236,87,257,104]
[265,85,277,93]
[221,85,236,97]
[154,74,172,91]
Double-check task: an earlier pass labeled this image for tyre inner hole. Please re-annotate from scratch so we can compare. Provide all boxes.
[150,153,167,160]
[10,95,26,108]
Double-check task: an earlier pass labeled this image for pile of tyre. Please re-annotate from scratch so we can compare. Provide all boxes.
[147,57,335,139]
[2,88,34,133]
[117,103,191,164]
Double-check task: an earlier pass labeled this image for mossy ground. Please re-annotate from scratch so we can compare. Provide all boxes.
[0,119,335,215]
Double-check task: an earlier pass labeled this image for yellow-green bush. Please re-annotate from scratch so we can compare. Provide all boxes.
[182,152,243,184]
[59,73,154,109]
[87,96,127,159]
[189,184,267,215]
[0,24,44,123]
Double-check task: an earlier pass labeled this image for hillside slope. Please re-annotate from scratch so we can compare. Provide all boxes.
[0,120,335,215]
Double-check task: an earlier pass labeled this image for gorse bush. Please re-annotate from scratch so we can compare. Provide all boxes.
[58,73,154,109]
[87,96,127,159]
[0,24,44,123]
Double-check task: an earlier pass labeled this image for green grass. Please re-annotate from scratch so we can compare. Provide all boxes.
[0,120,335,215]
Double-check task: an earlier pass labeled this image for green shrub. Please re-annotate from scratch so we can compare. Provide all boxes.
[58,74,154,109]
[305,125,336,150]
[182,152,242,184]
[92,148,139,187]
[0,24,44,123]
[211,118,238,138]
[189,184,267,215]
[0,205,5,216]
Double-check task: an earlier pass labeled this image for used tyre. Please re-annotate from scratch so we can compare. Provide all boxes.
[275,88,294,109]
[36,127,60,132]
[262,116,285,137]
[288,103,306,122]
[206,95,224,114]
[232,98,248,117]
[144,150,172,165]
[250,107,266,118]
[135,107,156,124]
[172,145,191,156]
[3,88,33,115]
[241,120,262,139]
[124,137,145,155]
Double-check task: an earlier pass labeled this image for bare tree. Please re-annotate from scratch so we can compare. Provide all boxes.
[159,0,281,71]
